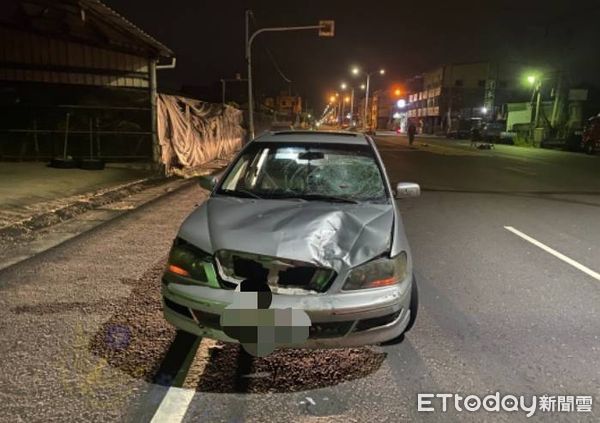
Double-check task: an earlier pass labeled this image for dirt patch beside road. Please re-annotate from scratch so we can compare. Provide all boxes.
[195,344,386,393]
[90,259,176,382]
[90,259,386,394]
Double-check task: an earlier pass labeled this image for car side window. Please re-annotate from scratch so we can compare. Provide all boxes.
[221,156,250,191]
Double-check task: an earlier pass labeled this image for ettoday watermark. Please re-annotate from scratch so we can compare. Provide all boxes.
[418,393,593,417]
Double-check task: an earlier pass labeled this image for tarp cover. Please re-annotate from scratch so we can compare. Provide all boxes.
[157,94,244,174]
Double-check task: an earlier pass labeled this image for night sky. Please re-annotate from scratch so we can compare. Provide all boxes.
[104,0,600,112]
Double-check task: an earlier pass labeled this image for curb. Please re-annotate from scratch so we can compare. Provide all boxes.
[0,176,174,239]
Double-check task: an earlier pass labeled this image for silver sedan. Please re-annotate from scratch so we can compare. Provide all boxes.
[162,131,420,349]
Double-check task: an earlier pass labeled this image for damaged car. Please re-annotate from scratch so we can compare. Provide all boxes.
[162,131,420,347]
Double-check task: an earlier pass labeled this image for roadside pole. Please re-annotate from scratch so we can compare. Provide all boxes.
[364,73,371,130]
[350,88,355,126]
[245,13,334,139]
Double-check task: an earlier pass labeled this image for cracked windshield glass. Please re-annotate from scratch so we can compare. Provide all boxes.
[219,143,387,202]
[0,0,599,422]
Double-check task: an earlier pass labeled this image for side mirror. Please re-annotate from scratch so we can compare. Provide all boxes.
[395,182,420,199]
[198,175,218,191]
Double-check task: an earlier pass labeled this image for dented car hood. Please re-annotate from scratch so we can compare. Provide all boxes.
[178,196,395,272]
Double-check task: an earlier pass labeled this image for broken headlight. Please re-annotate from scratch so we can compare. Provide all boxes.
[166,238,218,287]
[343,251,407,291]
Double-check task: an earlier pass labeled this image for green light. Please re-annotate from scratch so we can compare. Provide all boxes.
[527,75,536,85]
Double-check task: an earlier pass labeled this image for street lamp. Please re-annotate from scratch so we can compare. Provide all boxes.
[397,99,406,108]
[341,83,356,126]
[352,66,386,130]
[245,11,335,139]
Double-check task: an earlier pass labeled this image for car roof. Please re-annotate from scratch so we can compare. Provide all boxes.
[255,130,370,145]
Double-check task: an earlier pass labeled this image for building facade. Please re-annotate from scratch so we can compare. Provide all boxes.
[406,62,533,134]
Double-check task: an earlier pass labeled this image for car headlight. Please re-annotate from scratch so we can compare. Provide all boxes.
[343,251,408,290]
[166,238,218,286]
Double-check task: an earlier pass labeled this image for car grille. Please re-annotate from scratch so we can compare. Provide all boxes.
[215,250,336,293]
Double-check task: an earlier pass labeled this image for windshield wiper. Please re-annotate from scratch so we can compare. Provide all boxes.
[299,194,360,204]
[220,189,263,200]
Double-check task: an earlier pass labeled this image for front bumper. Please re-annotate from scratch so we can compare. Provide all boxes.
[161,276,412,348]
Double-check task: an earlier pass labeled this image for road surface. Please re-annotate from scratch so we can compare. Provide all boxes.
[0,135,598,422]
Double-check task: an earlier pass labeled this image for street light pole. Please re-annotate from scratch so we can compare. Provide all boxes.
[364,73,371,130]
[245,18,329,140]
[245,10,254,139]
[534,81,542,128]
[352,67,384,130]
[350,88,355,125]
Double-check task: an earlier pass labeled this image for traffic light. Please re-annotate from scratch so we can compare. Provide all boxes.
[319,20,335,37]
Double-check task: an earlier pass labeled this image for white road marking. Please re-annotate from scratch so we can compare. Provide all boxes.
[150,338,216,423]
[150,387,196,423]
[504,226,600,281]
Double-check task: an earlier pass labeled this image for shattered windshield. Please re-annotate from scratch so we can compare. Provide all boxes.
[217,142,388,202]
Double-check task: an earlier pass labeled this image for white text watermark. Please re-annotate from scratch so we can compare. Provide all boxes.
[417,393,593,417]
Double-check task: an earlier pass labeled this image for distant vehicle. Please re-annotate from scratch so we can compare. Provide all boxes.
[270,122,294,131]
[582,115,600,154]
[446,118,479,139]
[481,121,507,142]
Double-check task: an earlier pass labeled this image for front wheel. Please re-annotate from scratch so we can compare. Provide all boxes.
[404,277,418,333]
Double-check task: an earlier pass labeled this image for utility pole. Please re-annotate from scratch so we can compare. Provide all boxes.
[350,88,355,126]
[364,73,371,130]
[245,13,334,139]
[352,68,384,130]
[529,80,542,145]
[245,10,253,139]
[534,82,542,128]
[550,72,563,128]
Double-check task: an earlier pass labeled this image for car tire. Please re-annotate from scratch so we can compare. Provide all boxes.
[404,276,418,333]
[380,276,418,345]
[48,157,77,169]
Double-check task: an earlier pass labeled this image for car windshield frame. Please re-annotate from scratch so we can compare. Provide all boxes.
[214,141,392,204]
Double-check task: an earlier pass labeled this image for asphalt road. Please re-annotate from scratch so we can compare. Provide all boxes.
[0,135,598,422]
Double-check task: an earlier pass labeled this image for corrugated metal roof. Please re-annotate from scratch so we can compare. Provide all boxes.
[82,0,173,57]
[4,0,174,58]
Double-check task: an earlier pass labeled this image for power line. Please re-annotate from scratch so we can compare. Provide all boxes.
[249,13,293,85]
